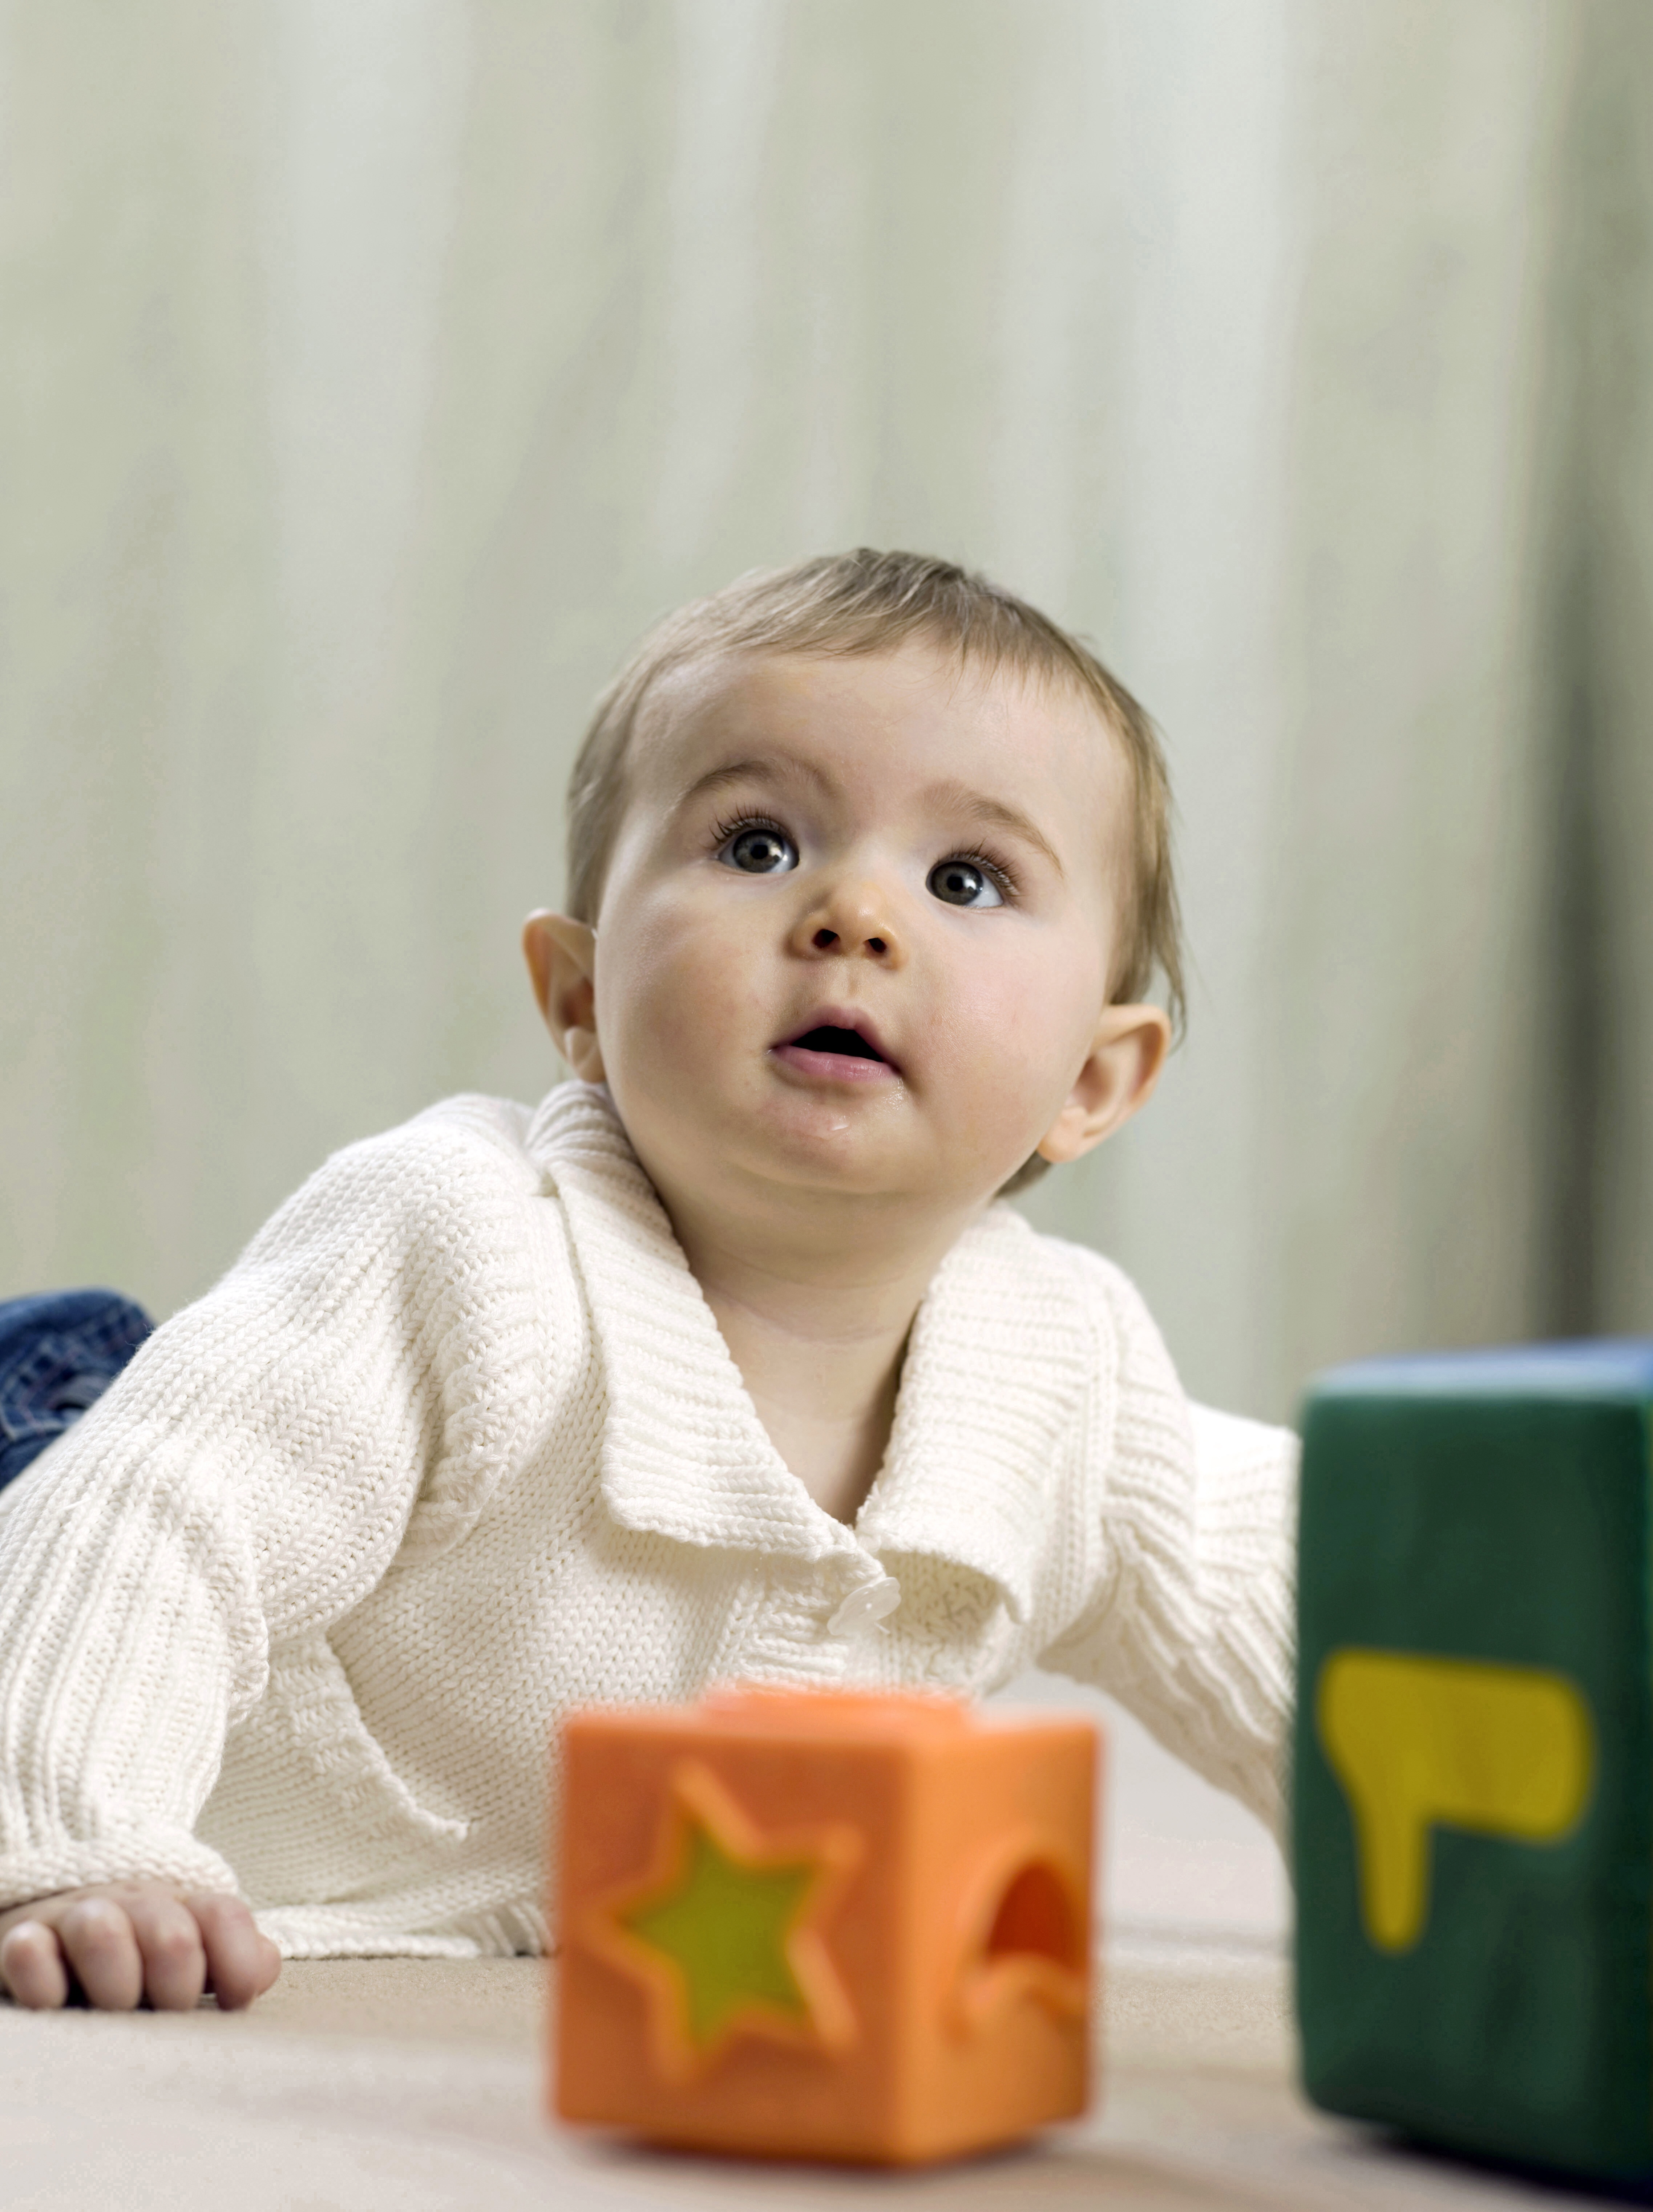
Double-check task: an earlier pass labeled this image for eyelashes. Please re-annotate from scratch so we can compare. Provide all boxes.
[942,843,1021,900]
[710,810,788,848]
[707,813,1022,902]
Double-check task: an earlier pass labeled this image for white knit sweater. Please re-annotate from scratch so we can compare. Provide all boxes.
[0,1082,1294,1959]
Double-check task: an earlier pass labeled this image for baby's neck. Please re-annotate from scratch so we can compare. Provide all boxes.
[661,1190,969,1525]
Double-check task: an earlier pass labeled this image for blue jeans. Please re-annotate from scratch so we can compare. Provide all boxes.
[0,1291,153,1492]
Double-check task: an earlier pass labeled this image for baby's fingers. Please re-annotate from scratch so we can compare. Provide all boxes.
[0,1920,70,2009]
[57,1898,144,2009]
[190,1894,280,2010]
[122,1892,209,2011]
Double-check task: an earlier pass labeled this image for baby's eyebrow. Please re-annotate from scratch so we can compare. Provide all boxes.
[927,782,1066,880]
[674,755,831,810]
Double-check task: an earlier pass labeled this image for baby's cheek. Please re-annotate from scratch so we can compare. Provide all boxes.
[623,973,716,1087]
[929,986,1062,1150]
[612,910,762,1077]
[982,977,1098,1106]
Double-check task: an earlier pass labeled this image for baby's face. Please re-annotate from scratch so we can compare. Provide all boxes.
[567,638,1147,1214]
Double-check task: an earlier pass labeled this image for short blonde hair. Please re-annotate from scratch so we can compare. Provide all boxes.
[566,552,1184,1186]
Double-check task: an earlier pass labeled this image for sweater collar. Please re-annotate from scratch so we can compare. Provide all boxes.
[524,1082,1095,1624]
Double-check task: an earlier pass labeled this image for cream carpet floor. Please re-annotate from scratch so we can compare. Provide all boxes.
[0,1945,1597,2211]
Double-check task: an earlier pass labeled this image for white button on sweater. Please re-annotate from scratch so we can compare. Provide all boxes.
[0,1082,1295,1958]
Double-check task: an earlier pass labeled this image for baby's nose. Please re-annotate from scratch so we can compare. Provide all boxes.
[791,879,904,964]
[809,923,890,957]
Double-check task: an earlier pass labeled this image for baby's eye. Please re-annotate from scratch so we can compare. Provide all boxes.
[718,821,797,875]
[927,857,1004,909]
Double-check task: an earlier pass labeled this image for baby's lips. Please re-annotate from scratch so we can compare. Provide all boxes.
[777,1007,901,1074]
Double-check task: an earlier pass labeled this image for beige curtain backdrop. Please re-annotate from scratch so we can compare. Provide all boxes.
[3,0,1650,1423]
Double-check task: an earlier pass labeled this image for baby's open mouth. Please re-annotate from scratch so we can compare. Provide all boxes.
[772,1019,900,1082]
[790,1025,887,1063]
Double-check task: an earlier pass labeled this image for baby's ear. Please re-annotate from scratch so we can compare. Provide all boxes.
[522,912,606,1083]
[1036,1004,1171,1166]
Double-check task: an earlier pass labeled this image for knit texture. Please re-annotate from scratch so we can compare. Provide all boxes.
[0,1082,1296,1957]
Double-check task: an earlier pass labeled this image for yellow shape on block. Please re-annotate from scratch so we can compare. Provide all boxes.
[1317,1649,1595,1953]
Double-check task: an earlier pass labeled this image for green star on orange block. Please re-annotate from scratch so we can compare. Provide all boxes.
[625,1821,814,2048]
[584,1761,861,2078]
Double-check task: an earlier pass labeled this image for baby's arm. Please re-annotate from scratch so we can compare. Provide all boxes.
[0,1885,279,2010]
[0,1101,541,2007]
[1038,1264,1297,1831]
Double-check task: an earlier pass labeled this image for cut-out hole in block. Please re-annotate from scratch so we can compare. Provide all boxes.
[953,1852,1088,2037]
[985,1860,1082,1971]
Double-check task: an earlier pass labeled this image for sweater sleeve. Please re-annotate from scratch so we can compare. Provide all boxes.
[0,1100,545,1911]
[1037,1267,1297,1834]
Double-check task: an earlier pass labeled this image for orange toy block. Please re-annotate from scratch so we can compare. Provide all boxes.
[553,1687,1099,2165]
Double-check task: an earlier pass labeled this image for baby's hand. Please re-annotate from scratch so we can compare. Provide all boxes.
[0,1884,281,2011]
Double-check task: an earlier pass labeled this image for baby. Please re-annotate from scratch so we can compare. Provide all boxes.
[0,550,1294,2013]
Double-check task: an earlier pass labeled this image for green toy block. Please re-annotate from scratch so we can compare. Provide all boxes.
[1294,1341,1653,2183]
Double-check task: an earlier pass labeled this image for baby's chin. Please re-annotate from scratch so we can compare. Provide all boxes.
[617,1067,1029,1216]
[716,1115,1024,1217]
